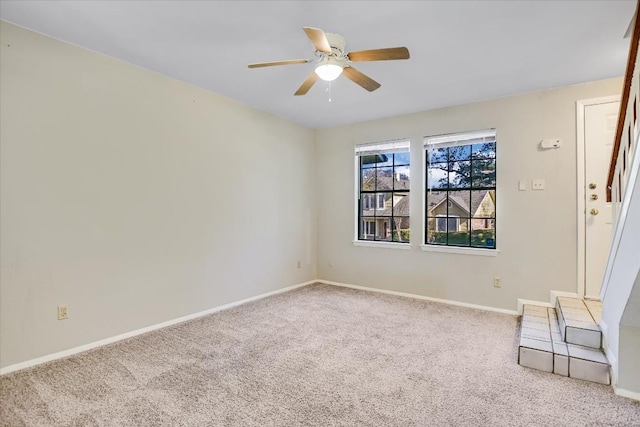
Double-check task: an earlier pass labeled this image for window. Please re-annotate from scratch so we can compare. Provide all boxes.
[362,193,386,210]
[424,130,496,249]
[356,139,410,243]
[363,220,376,238]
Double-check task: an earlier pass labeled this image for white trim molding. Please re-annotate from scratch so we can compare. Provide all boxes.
[600,127,640,301]
[0,280,317,376]
[515,290,579,315]
[550,290,579,307]
[420,245,499,257]
[516,299,553,315]
[319,279,518,316]
[613,386,640,402]
[353,240,412,250]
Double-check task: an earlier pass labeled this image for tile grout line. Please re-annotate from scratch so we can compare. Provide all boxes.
[546,307,555,374]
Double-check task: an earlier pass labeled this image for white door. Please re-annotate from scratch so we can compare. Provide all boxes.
[584,101,619,298]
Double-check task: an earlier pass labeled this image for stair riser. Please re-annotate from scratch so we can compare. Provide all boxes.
[519,347,553,373]
[519,346,610,384]
[564,327,602,349]
[554,354,569,376]
[570,358,610,385]
[556,298,603,349]
[518,302,610,385]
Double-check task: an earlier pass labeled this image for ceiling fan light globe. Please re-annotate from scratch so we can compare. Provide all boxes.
[315,64,343,81]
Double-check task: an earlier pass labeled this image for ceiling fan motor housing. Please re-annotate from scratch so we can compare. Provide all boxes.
[325,33,346,57]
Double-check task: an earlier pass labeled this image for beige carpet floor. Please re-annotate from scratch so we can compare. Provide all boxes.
[1,283,639,426]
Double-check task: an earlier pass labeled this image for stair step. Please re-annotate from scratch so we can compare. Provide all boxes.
[518,304,610,385]
[583,298,602,323]
[556,297,602,349]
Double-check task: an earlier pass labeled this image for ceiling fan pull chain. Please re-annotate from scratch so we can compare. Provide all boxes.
[327,81,332,103]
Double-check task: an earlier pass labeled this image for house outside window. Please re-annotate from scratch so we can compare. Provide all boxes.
[356,139,410,243]
[424,130,496,249]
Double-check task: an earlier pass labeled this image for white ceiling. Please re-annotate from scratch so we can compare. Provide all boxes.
[0,1,635,128]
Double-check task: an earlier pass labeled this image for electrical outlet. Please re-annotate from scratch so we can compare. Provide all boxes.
[57,305,69,320]
[532,179,545,190]
[296,260,301,269]
[493,277,502,288]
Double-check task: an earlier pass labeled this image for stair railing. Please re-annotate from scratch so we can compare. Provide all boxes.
[607,2,640,223]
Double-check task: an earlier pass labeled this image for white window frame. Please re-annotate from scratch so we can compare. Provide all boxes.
[354,138,411,249]
[422,129,499,256]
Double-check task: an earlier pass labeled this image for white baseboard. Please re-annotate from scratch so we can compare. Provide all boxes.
[613,385,640,402]
[318,280,518,316]
[0,280,581,376]
[515,291,581,315]
[597,322,639,402]
[0,280,317,376]
[550,290,579,306]
[516,299,552,315]
[598,321,638,401]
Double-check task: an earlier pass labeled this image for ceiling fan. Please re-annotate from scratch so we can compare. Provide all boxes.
[248,27,410,96]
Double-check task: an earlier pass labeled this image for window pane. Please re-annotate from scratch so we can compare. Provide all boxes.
[426,191,447,216]
[471,219,496,248]
[448,145,471,161]
[377,192,393,216]
[427,163,448,189]
[360,195,376,217]
[377,219,392,241]
[472,142,496,159]
[360,155,377,168]
[359,218,377,240]
[358,144,410,244]
[392,192,410,216]
[471,189,495,218]
[471,159,496,187]
[361,168,376,191]
[394,165,410,191]
[424,131,495,249]
[448,161,471,189]
[375,167,394,190]
[448,218,470,246]
[428,147,447,163]
[394,152,410,166]
[447,190,471,218]
[392,217,410,242]
[375,154,393,167]
[426,222,447,245]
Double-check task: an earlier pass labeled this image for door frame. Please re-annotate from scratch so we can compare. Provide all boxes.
[576,95,621,299]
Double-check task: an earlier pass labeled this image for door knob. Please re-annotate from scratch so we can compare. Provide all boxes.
[590,208,599,215]
[590,194,598,200]
[589,183,597,189]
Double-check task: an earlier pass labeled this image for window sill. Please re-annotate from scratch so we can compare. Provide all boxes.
[353,240,412,250]
[420,245,499,257]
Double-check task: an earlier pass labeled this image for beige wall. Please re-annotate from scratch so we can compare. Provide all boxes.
[0,22,317,368]
[0,20,627,371]
[316,77,622,310]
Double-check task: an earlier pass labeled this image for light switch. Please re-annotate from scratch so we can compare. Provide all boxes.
[518,180,527,191]
[532,179,545,190]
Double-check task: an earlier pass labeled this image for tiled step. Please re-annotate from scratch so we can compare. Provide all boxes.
[518,305,610,385]
[583,298,602,323]
[519,305,554,373]
[556,297,602,349]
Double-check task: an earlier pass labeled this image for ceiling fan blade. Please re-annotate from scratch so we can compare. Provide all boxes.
[248,59,309,68]
[342,67,381,92]
[294,72,318,96]
[303,27,332,53]
[348,47,410,62]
